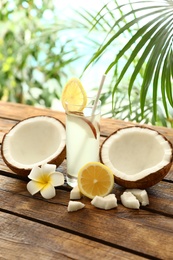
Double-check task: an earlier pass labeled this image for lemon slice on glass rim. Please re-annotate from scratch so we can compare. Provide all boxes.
[78,162,114,199]
[61,78,87,112]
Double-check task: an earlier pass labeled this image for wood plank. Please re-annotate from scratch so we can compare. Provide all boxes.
[1,101,173,148]
[100,117,173,142]
[0,101,66,125]
[1,173,173,216]
[0,118,18,143]
[0,175,173,259]
[1,101,173,142]
[1,212,144,260]
[1,101,173,260]
[1,101,173,153]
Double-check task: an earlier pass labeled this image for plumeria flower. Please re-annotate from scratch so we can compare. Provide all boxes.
[27,163,64,199]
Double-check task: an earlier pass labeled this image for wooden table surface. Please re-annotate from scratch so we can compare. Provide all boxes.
[0,101,173,260]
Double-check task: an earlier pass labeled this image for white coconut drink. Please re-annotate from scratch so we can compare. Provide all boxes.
[100,126,173,189]
[1,116,66,176]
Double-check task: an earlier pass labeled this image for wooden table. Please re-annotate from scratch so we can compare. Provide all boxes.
[0,101,173,260]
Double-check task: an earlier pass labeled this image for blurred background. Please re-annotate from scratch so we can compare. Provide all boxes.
[0,0,173,126]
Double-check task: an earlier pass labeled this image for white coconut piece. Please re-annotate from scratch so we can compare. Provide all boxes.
[120,191,140,209]
[104,194,118,209]
[91,194,117,210]
[1,116,66,176]
[67,201,85,212]
[100,126,173,189]
[126,189,149,206]
[91,196,105,209]
[70,186,82,200]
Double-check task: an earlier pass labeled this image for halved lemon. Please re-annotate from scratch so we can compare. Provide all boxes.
[61,78,87,112]
[78,162,114,199]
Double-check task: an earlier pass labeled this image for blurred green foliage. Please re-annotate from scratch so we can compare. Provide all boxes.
[0,0,81,106]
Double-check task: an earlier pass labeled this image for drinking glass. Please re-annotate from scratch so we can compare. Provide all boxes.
[65,97,101,187]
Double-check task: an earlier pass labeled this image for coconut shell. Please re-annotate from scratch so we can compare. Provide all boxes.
[1,115,66,177]
[100,126,173,189]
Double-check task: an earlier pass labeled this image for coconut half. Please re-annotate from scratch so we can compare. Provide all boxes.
[1,116,66,176]
[100,126,173,189]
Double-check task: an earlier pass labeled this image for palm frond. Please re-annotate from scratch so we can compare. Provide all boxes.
[84,0,173,123]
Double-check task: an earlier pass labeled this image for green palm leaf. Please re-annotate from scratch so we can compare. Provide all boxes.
[128,12,172,95]
[152,34,172,120]
[84,0,173,124]
[86,3,168,69]
[140,17,173,116]
[110,11,171,101]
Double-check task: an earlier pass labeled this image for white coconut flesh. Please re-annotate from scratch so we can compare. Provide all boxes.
[100,127,172,182]
[2,116,66,172]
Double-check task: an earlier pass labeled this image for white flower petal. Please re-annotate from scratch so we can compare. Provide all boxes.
[41,164,56,174]
[40,183,56,199]
[27,180,43,195]
[28,166,42,181]
[50,172,64,187]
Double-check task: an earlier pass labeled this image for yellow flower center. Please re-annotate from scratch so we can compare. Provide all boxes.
[39,173,51,185]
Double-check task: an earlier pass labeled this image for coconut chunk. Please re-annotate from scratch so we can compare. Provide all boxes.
[91,194,117,210]
[70,186,82,200]
[126,189,149,206]
[91,196,105,209]
[67,201,85,212]
[104,194,118,209]
[121,191,140,209]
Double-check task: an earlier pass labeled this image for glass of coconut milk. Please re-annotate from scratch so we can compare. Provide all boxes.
[65,98,101,187]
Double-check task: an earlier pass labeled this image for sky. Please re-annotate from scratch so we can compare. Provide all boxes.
[53,0,105,13]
